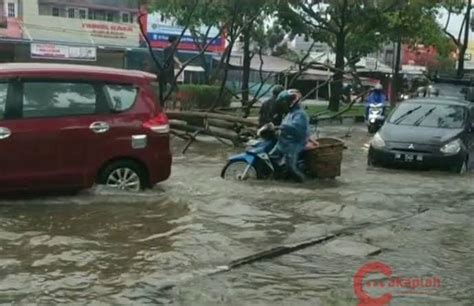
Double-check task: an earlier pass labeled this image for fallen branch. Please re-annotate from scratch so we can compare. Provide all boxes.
[167,111,259,127]
[171,121,243,145]
[182,130,202,154]
[170,129,192,141]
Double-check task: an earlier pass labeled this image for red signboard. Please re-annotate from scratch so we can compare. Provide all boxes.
[402,44,438,68]
[0,17,22,39]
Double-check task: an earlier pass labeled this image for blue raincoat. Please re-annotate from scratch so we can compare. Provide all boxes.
[271,105,310,181]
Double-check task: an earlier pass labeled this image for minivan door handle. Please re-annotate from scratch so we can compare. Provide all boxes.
[89,122,110,134]
[0,127,11,140]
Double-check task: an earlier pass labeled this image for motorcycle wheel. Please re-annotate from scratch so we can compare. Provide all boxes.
[221,161,258,181]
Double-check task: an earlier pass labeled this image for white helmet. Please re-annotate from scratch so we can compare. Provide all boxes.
[374,83,383,91]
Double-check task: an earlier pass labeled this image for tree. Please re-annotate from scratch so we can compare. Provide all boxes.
[278,0,399,111]
[279,0,453,110]
[381,1,454,102]
[150,0,276,109]
[440,0,471,77]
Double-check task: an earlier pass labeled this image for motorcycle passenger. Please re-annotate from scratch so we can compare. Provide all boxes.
[259,85,285,127]
[365,83,387,122]
[270,89,310,182]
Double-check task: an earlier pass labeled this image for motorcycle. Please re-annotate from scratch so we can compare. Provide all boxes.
[221,124,305,181]
[367,103,386,134]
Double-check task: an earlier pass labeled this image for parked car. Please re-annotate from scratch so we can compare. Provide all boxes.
[368,97,474,174]
[0,63,171,193]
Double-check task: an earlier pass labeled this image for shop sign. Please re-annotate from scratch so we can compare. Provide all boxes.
[31,43,97,61]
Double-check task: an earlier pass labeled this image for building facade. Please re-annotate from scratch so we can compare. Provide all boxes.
[0,0,141,67]
[0,0,224,84]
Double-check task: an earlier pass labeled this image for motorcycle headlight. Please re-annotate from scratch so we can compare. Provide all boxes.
[371,132,386,149]
[440,139,462,155]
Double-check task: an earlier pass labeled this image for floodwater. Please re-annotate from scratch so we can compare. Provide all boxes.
[1,124,473,305]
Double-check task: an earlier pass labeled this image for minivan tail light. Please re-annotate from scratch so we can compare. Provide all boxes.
[143,112,170,134]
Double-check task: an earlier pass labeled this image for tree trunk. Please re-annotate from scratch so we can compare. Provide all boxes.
[391,37,402,105]
[212,42,234,110]
[329,32,345,112]
[170,121,241,144]
[458,0,472,78]
[242,25,252,106]
[166,111,259,127]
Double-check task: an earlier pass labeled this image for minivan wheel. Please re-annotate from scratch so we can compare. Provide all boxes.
[99,161,147,191]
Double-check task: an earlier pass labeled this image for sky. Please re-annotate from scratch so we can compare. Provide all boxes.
[437,9,473,43]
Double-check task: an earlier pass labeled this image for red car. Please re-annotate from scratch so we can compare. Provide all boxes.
[0,63,171,193]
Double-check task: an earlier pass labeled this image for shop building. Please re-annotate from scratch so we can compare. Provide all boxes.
[0,0,140,67]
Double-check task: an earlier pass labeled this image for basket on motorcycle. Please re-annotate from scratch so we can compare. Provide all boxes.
[304,137,345,179]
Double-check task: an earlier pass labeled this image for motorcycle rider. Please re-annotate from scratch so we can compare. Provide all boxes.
[259,85,285,127]
[365,83,387,122]
[270,89,311,182]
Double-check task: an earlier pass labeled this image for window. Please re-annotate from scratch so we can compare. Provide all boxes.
[106,12,114,22]
[68,8,75,18]
[0,83,8,120]
[23,82,97,118]
[121,12,129,23]
[79,9,87,19]
[94,10,105,21]
[104,85,138,112]
[52,7,60,17]
[7,2,16,17]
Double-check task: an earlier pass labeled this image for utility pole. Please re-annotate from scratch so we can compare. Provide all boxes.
[458,0,472,78]
[390,9,403,105]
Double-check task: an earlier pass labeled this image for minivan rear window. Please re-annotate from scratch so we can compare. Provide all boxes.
[23,82,97,118]
[0,83,7,120]
[104,85,138,112]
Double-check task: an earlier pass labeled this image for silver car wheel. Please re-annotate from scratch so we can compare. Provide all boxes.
[106,168,141,191]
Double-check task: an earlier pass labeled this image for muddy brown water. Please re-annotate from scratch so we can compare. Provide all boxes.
[0,124,473,305]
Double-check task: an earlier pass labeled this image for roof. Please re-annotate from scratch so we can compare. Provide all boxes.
[223,53,296,73]
[0,63,156,83]
[219,54,336,80]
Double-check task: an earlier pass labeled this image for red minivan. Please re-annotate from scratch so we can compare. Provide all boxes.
[0,63,172,193]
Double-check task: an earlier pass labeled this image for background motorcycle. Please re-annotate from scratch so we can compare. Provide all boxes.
[367,103,386,134]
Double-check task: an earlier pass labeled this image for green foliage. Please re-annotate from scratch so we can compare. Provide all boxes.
[178,85,232,110]
[278,0,453,59]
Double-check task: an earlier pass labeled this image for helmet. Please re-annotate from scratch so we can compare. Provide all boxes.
[374,83,383,91]
[272,85,284,97]
[276,89,302,109]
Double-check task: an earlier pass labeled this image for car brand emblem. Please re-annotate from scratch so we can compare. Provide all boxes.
[408,144,415,150]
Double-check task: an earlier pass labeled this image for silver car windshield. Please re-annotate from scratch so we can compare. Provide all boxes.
[389,103,466,129]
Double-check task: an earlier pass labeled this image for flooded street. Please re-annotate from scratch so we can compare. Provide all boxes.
[1,124,473,305]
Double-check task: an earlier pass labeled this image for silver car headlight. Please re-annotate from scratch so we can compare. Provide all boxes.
[440,139,462,155]
[371,132,386,149]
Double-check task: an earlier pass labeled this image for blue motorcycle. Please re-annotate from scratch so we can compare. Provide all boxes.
[221,124,305,181]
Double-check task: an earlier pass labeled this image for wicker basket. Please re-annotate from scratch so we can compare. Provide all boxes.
[304,138,345,179]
